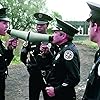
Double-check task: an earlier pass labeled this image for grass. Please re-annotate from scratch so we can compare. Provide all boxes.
[74,39,98,49]
[74,35,98,49]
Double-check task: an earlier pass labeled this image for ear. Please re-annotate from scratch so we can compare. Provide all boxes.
[94,23,98,32]
[97,25,100,32]
[62,33,67,39]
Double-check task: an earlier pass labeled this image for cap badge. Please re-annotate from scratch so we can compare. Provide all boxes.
[38,14,43,18]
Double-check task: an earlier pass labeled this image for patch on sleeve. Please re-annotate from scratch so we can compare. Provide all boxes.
[64,50,74,60]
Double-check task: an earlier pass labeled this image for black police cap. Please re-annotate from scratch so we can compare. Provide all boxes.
[55,18,79,37]
[34,13,53,24]
[0,6,10,22]
[86,1,100,22]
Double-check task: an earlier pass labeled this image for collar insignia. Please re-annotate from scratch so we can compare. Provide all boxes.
[55,53,60,60]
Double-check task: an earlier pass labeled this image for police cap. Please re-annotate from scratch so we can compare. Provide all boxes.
[0,5,10,22]
[34,13,53,24]
[55,18,79,37]
[86,1,100,22]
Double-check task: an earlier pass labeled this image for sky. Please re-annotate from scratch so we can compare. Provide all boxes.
[46,0,100,21]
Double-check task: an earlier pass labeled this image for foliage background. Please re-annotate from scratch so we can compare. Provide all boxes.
[0,0,62,64]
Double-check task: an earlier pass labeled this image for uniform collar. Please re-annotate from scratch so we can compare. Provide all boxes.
[59,41,72,49]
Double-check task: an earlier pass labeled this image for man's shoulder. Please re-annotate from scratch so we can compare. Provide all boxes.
[63,43,78,54]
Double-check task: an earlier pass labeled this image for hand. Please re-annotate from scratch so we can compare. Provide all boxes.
[7,38,18,50]
[40,43,49,55]
[45,86,55,97]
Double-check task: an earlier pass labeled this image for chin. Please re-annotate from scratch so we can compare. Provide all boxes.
[37,30,42,32]
[90,38,96,43]
[0,33,6,36]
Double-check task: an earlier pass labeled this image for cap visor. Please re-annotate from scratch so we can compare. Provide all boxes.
[0,18,10,22]
[86,16,92,22]
[35,21,48,24]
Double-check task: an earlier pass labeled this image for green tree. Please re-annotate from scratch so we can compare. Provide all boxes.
[0,0,46,31]
[51,11,62,19]
[47,11,62,33]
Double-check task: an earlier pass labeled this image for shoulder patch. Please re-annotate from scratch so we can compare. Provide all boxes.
[64,50,74,60]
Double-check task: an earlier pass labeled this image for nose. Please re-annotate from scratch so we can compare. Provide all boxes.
[37,26,41,28]
[6,22,9,29]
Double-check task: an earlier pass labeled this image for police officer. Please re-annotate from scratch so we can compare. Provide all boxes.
[45,18,80,100]
[0,5,18,100]
[20,13,58,100]
[82,2,100,100]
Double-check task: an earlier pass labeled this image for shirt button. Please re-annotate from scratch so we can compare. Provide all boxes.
[53,64,55,66]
